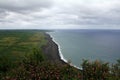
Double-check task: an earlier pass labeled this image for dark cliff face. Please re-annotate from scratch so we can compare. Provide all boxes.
[42,33,65,64]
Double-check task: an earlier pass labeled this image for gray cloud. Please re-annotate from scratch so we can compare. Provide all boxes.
[0,0,120,29]
[0,0,52,12]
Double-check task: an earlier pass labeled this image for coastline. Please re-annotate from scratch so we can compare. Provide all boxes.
[47,32,68,63]
[41,33,66,64]
[46,32,82,70]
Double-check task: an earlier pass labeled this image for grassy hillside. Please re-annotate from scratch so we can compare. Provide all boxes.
[0,30,47,61]
[0,30,47,75]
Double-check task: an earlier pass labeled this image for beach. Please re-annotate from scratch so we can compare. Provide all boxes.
[42,33,81,70]
[41,33,66,64]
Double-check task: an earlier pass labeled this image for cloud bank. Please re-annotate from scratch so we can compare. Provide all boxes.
[0,0,120,29]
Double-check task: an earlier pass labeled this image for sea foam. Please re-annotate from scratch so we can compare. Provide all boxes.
[47,32,82,70]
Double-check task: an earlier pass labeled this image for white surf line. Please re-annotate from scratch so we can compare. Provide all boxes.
[46,32,82,70]
[46,32,67,63]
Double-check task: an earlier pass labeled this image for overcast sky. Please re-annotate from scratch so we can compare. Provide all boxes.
[0,0,120,29]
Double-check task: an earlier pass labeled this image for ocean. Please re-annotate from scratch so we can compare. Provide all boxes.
[48,29,120,68]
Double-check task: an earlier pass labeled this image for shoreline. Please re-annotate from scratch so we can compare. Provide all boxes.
[47,32,68,63]
[46,32,82,70]
[42,33,66,64]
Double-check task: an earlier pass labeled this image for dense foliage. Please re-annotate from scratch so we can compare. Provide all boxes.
[81,59,120,80]
[0,48,82,80]
[0,49,119,80]
[82,60,109,80]
[110,59,120,80]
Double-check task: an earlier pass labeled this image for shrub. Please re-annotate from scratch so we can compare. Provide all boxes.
[0,56,12,73]
[110,59,120,80]
[23,48,45,65]
[81,59,109,80]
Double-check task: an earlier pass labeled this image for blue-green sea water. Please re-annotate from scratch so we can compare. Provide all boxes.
[48,29,120,68]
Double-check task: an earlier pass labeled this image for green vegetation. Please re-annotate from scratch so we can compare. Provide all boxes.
[0,30,119,80]
[8,62,81,80]
[0,46,81,80]
[82,60,109,80]
[0,30,47,78]
[0,30,47,61]
[81,59,120,80]
[110,59,120,80]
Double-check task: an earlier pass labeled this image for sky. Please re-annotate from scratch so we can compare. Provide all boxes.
[0,0,120,29]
